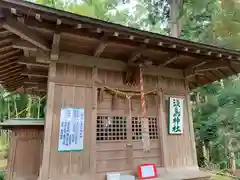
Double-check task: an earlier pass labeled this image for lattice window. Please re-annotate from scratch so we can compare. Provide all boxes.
[132,117,159,140]
[132,117,142,140]
[96,116,127,141]
[148,117,159,140]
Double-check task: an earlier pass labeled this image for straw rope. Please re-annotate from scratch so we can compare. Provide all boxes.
[139,66,150,152]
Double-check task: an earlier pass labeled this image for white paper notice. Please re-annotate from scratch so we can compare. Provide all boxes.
[58,108,84,152]
[141,165,155,178]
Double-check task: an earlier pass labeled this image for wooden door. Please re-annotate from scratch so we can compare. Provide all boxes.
[131,95,163,174]
[96,92,132,176]
[95,92,163,177]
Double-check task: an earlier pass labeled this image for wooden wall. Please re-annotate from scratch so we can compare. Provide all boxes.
[40,61,198,180]
[6,127,43,180]
[41,63,95,180]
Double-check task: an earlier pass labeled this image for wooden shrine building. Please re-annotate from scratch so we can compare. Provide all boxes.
[0,0,240,180]
[0,118,44,180]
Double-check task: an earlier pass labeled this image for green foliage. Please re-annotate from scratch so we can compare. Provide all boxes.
[0,89,46,122]
[0,171,4,180]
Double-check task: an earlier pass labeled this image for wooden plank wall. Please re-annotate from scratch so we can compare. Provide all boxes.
[41,63,94,180]
[96,69,197,169]
[41,62,197,180]
[163,95,196,168]
[6,128,43,180]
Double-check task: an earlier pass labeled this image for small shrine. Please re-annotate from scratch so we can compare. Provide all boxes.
[0,118,44,180]
[0,0,240,179]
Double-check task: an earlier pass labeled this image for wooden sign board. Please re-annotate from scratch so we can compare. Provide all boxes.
[168,97,184,134]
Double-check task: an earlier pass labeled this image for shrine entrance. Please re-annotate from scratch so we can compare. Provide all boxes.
[95,90,163,178]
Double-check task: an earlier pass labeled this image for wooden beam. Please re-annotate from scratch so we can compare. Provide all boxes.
[195,61,229,72]
[12,39,38,51]
[50,33,60,60]
[0,44,13,53]
[0,72,21,81]
[218,69,228,77]
[5,80,24,88]
[0,29,8,35]
[23,49,30,57]
[1,76,24,85]
[0,58,18,69]
[161,54,181,67]
[128,45,146,63]
[186,61,207,70]
[0,70,22,81]
[0,64,22,73]
[0,49,21,59]
[6,84,24,92]
[58,52,184,79]
[184,68,195,79]
[36,50,50,63]
[203,73,214,82]
[18,57,49,68]
[0,35,18,46]
[22,69,48,78]
[0,56,19,64]
[194,75,211,85]
[210,71,222,80]
[4,81,24,89]
[184,60,240,78]
[228,61,238,74]
[2,17,50,51]
[94,35,107,57]
[184,60,209,78]
[0,65,22,75]
[24,83,47,90]
[24,79,47,85]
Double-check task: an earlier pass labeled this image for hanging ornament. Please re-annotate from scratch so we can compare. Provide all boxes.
[139,64,150,153]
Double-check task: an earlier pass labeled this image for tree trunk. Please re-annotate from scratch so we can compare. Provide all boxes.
[168,0,183,38]
[203,142,209,163]
[27,95,32,118]
[14,98,18,118]
[7,99,10,119]
[37,97,41,118]
[228,140,236,172]
[196,140,205,167]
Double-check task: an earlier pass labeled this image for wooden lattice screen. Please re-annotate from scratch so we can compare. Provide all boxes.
[132,117,159,140]
[96,116,127,141]
[96,116,159,141]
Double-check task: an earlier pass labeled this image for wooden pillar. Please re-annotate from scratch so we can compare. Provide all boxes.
[40,62,56,180]
[185,83,198,167]
[40,62,96,180]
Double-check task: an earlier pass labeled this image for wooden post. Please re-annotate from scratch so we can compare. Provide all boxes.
[39,62,56,180]
[90,66,97,178]
[156,90,169,168]
[185,80,198,167]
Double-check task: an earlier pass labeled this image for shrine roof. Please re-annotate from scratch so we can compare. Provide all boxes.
[0,0,240,94]
[0,118,44,129]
